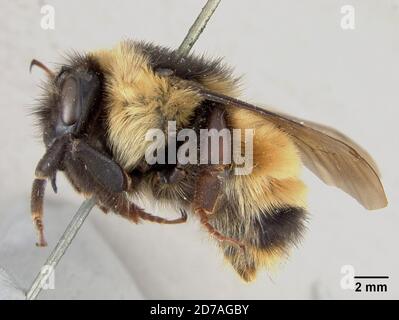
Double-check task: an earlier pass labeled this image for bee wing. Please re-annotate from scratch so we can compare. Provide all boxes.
[201,90,388,210]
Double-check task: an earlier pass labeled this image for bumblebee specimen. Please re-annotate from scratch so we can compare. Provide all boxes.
[30,41,387,281]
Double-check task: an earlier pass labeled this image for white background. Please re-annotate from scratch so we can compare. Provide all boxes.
[0,0,398,299]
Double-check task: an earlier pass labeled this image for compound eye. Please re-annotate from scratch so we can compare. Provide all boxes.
[60,77,80,125]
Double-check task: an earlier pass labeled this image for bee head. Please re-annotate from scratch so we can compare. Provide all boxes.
[31,55,103,147]
[29,56,125,247]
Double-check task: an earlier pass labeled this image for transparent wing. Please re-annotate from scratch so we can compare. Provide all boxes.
[201,90,387,210]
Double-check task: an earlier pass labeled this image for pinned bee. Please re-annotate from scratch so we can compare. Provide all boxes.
[30,41,387,281]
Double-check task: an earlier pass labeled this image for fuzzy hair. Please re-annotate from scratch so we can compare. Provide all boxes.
[211,108,307,281]
[90,41,240,171]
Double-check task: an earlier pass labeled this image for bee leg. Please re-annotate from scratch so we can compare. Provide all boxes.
[71,139,127,193]
[193,106,230,213]
[70,140,187,225]
[196,207,245,250]
[93,173,187,224]
[68,143,186,225]
[193,166,224,214]
[193,167,245,251]
[111,175,188,224]
[126,198,187,224]
[31,178,48,247]
[110,195,187,225]
[35,136,68,179]
[192,106,244,249]
[31,136,69,247]
[136,207,188,224]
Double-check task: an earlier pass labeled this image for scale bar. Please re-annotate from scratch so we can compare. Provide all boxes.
[354,276,389,279]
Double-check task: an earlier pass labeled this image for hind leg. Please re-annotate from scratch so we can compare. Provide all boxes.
[192,106,245,249]
[193,167,245,250]
[196,207,244,250]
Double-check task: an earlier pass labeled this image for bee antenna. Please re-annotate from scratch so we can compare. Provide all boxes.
[30,59,55,78]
